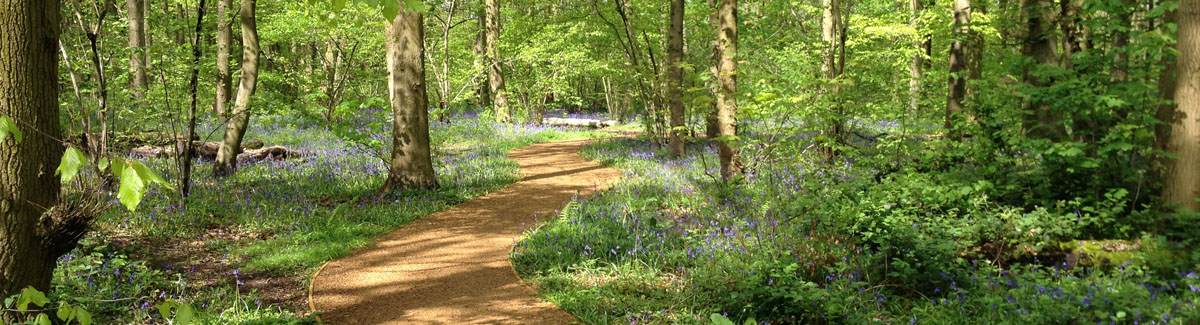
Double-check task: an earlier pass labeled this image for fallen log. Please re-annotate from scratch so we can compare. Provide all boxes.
[543,117,618,128]
[131,140,301,162]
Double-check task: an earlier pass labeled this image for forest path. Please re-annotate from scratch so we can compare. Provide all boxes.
[308,139,621,324]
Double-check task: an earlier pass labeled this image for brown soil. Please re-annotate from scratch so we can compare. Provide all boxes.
[308,139,621,324]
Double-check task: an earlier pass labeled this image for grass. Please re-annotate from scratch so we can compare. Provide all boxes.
[511,136,1200,324]
[50,114,612,324]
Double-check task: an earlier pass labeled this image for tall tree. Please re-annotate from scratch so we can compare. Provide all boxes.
[473,5,490,110]
[1162,0,1200,210]
[215,0,233,117]
[381,4,439,191]
[214,0,260,176]
[667,0,686,158]
[1157,8,1178,151]
[128,0,148,101]
[1019,0,1066,139]
[909,0,925,115]
[946,0,970,138]
[715,0,743,180]
[821,0,845,155]
[181,0,207,196]
[0,0,65,298]
[484,0,510,123]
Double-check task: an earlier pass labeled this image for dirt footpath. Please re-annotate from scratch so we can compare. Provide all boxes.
[309,139,621,324]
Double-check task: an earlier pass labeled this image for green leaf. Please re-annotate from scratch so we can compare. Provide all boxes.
[157,301,173,321]
[110,157,127,178]
[381,0,399,20]
[132,161,174,191]
[35,313,52,325]
[56,147,88,183]
[76,306,92,325]
[710,314,736,325]
[97,157,109,172]
[401,0,428,13]
[0,116,22,145]
[56,302,73,321]
[17,287,50,311]
[175,303,195,324]
[332,0,347,12]
[118,162,146,212]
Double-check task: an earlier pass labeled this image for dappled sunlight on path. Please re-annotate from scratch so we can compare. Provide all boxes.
[309,140,621,324]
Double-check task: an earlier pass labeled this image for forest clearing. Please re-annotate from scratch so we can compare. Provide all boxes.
[2,0,1199,324]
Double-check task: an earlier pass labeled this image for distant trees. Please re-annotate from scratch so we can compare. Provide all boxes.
[0,0,65,300]
[214,0,260,176]
[128,0,148,103]
[381,4,438,191]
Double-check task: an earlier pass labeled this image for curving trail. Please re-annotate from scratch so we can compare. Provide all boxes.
[309,139,621,324]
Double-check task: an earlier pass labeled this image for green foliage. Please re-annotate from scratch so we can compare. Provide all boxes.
[55,147,88,183]
[0,116,21,145]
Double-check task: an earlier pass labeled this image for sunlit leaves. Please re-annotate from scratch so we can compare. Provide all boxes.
[116,159,173,212]
[157,300,196,324]
[56,146,88,183]
[0,116,22,145]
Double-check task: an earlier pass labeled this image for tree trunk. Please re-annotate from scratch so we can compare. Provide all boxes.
[909,0,924,116]
[821,0,844,157]
[1111,0,1135,82]
[473,6,490,110]
[128,0,148,102]
[946,0,970,138]
[1156,8,1178,151]
[1163,0,1200,210]
[715,0,743,180]
[667,0,686,158]
[215,0,260,177]
[1020,0,1066,140]
[484,0,510,123]
[0,0,64,299]
[182,0,207,197]
[215,0,233,117]
[381,6,439,191]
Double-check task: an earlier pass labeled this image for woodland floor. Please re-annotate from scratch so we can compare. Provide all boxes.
[308,139,622,324]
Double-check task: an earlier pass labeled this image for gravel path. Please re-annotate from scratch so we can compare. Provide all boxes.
[309,139,620,324]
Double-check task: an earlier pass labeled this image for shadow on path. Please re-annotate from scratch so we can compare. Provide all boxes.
[308,139,621,324]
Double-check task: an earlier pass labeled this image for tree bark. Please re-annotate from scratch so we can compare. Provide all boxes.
[909,0,924,116]
[1019,0,1066,140]
[1163,0,1200,210]
[182,0,207,197]
[715,0,743,180]
[473,5,490,110]
[215,0,259,177]
[667,0,685,158]
[381,5,439,191]
[128,0,148,102]
[0,0,64,299]
[946,0,970,138]
[822,0,845,157]
[484,0,510,123]
[1156,8,1178,151]
[215,0,233,117]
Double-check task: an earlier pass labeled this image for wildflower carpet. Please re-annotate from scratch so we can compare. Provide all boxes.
[308,139,621,324]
